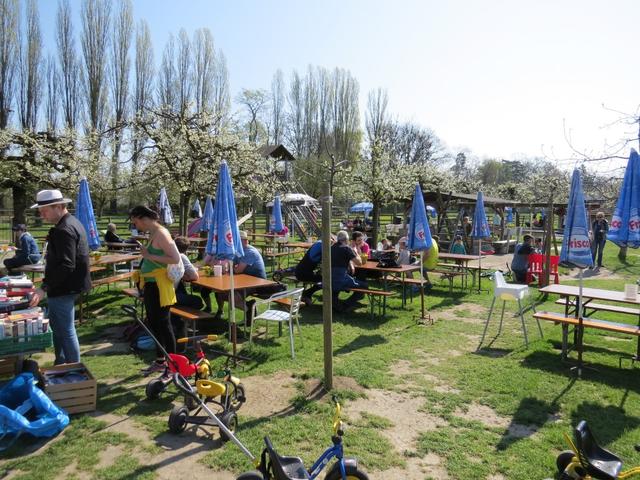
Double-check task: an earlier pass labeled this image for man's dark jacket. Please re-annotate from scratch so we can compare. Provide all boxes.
[43,213,91,297]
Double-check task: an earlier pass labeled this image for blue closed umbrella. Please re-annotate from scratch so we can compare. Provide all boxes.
[157,187,174,225]
[560,169,593,270]
[192,198,202,218]
[349,202,373,214]
[560,169,593,376]
[471,191,491,291]
[206,162,244,358]
[200,195,214,232]
[608,149,640,248]
[408,184,433,322]
[76,178,100,250]
[270,195,284,233]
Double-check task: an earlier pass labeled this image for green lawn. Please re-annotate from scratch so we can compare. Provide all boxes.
[1,242,639,479]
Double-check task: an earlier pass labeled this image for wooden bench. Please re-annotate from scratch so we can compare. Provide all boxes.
[91,271,135,289]
[555,298,640,317]
[346,287,395,320]
[170,306,220,335]
[104,242,140,253]
[533,311,640,359]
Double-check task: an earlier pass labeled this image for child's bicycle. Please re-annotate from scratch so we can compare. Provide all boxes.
[556,420,640,479]
[236,396,369,480]
[121,305,246,411]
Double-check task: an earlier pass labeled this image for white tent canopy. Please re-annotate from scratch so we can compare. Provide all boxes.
[266,193,318,207]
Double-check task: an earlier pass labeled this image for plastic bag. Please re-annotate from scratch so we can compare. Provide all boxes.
[167,257,185,283]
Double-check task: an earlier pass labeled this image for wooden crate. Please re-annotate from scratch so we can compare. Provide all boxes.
[42,362,97,414]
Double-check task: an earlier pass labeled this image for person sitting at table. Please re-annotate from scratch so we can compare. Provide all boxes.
[331,230,367,313]
[377,238,393,251]
[534,237,544,254]
[104,223,139,246]
[351,231,371,281]
[450,235,467,255]
[511,234,535,284]
[209,230,266,324]
[420,235,439,290]
[351,231,370,257]
[295,234,337,306]
[4,224,41,272]
[171,237,202,346]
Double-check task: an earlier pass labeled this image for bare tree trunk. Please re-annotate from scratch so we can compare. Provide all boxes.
[12,184,27,226]
[371,203,381,248]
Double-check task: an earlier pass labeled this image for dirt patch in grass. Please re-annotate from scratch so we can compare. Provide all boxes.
[454,403,510,429]
[82,341,131,356]
[96,444,125,470]
[347,389,448,453]
[377,452,450,479]
[241,371,298,417]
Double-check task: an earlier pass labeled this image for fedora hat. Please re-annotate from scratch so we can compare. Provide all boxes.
[30,189,72,209]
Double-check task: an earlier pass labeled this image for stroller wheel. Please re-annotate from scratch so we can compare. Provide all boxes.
[145,378,165,400]
[219,411,238,442]
[168,406,189,434]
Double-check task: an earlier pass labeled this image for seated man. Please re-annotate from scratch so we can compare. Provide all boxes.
[331,230,367,313]
[104,223,138,245]
[171,237,203,347]
[210,230,266,323]
[105,223,125,243]
[4,224,40,272]
[511,234,535,284]
[295,234,336,305]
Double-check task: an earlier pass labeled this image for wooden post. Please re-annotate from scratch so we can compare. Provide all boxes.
[321,182,333,390]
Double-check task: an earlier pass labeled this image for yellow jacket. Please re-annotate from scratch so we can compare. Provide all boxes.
[134,268,176,307]
[423,241,439,270]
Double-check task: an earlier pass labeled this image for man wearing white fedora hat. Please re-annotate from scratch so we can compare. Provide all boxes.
[29,189,91,365]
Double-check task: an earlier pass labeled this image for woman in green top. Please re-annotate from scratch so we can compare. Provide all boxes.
[129,205,181,375]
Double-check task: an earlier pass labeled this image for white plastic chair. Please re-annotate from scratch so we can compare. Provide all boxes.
[477,271,542,349]
[250,288,304,359]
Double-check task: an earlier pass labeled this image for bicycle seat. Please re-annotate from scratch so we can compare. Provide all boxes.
[264,436,310,480]
[574,420,623,480]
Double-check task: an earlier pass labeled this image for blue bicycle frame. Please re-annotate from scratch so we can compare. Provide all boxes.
[307,441,345,479]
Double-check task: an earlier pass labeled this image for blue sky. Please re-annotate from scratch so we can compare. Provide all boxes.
[37,0,639,172]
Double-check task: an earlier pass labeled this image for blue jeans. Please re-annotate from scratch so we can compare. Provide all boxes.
[47,294,80,365]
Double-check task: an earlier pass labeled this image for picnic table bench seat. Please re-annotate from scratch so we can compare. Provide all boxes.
[533,311,640,360]
[533,311,640,336]
[91,271,135,289]
[554,298,640,317]
[346,287,394,320]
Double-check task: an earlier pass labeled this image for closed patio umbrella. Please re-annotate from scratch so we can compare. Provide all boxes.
[206,162,245,358]
[157,187,174,226]
[560,168,593,377]
[471,191,491,292]
[76,178,101,251]
[608,148,640,248]
[407,184,433,323]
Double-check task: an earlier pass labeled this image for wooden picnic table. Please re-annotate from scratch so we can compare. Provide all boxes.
[285,241,313,250]
[192,273,277,338]
[356,261,420,315]
[539,283,640,360]
[437,253,484,290]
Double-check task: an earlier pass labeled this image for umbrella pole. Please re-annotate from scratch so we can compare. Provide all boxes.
[416,251,431,324]
[229,259,237,363]
[576,267,584,377]
[478,239,482,292]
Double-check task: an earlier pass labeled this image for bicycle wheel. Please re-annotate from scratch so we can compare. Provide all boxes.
[324,468,369,480]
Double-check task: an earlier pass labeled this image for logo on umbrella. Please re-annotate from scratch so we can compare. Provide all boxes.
[224,220,233,247]
[415,222,425,241]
